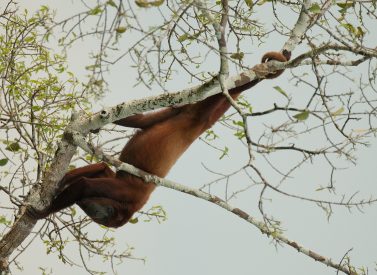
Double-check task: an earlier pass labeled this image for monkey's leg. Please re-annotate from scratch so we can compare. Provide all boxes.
[29,164,115,219]
[60,162,115,189]
[47,177,132,216]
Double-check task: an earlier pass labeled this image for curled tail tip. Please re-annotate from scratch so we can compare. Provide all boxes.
[260,50,291,79]
[261,50,291,63]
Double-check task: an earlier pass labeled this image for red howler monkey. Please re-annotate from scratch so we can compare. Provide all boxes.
[37,51,290,228]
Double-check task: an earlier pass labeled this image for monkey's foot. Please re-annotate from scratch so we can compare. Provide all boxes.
[24,206,49,220]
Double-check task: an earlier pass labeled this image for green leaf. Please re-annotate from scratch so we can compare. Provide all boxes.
[341,23,356,34]
[256,0,273,5]
[40,5,49,12]
[70,207,77,216]
[331,107,344,117]
[0,158,8,166]
[85,64,99,71]
[24,36,35,43]
[150,0,164,7]
[205,129,218,141]
[244,0,253,8]
[356,26,365,38]
[0,215,10,225]
[235,130,246,139]
[337,2,355,15]
[230,52,244,60]
[107,0,117,7]
[232,120,245,127]
[135,0,149,7]
[293,110,309,121]
[115,27,127,33]
[337,2,354,9]
[93,80,104,86]
[88,6,102,15]
[219,146,229,160]
[32,105,42,111]
[135,0,164,7]
[178,33,188,42]
[129,217,139,224]
[5,142,21,152]
[273,86,289,99]
[237,97,253,113]
[308,3,321,14]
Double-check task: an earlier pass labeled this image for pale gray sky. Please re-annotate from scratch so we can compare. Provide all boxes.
[13,1,377,275]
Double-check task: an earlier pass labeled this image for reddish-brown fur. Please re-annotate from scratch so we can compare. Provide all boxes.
[39,51,289,228]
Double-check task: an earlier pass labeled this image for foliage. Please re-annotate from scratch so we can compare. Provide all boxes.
[0,6,86,175]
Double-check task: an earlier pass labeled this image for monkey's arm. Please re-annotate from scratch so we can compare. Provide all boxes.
[114,107,181,129]
[110,51,289,129]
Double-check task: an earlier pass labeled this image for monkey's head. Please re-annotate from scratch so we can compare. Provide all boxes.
[78,198,133,228]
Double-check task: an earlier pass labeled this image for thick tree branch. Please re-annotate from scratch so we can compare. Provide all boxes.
[283,0,333,53]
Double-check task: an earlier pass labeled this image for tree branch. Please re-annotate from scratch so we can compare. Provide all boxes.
[73,136,358,275]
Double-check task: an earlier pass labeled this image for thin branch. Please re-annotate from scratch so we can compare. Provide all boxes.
[73,137,358,275]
